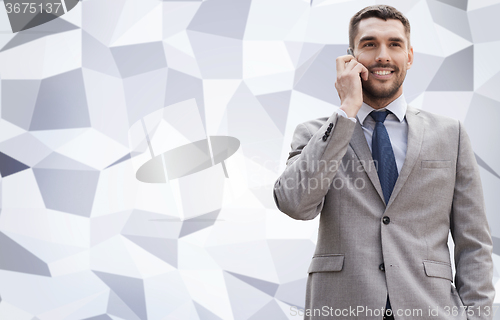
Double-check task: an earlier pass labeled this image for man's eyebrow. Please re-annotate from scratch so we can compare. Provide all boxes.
[358,36,376,43]
[388,37,404,42]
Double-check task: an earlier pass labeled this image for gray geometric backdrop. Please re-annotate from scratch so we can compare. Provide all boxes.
[0,0,498,319]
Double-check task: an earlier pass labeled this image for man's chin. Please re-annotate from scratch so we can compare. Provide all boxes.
[363,88,400,100]
[362,81,402,100]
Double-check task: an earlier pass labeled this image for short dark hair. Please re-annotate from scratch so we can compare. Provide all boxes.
[349,5,411,50]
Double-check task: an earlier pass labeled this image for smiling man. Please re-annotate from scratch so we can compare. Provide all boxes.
[273,5,494,320]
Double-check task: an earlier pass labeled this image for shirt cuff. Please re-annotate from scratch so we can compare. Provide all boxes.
[336,108,357,123]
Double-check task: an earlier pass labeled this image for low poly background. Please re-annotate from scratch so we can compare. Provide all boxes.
[0,0,498,319]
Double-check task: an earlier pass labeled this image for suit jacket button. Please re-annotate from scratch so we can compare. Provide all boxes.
[322,135,327,141]
[326,126,332,133]
[379,263,385,271]
[328,122,333,128]
[382,216,390,225]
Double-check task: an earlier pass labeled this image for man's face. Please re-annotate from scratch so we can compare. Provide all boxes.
[353,17,414,101]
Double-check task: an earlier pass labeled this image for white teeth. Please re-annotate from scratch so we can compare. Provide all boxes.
[373,70,392,75]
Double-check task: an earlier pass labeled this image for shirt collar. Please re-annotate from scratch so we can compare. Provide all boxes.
[357,93,407,125]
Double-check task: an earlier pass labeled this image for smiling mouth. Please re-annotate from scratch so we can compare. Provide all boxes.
[372,70,394,76]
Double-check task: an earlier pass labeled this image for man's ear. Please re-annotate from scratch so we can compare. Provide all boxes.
[407,45,414,69]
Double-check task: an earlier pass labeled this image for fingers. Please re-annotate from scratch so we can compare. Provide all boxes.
[344,59,360,73]
[336,55,355,75]
[352,63,369,81]
[336,55,368,80]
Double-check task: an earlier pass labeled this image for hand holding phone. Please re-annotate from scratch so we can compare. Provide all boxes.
[334,49,369,118]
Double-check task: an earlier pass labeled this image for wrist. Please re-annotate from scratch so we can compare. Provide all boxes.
[340,104,360,118]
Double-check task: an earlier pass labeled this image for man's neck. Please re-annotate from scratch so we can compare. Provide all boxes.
[362,92,402,110]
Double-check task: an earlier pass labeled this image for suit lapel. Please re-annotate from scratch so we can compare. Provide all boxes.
[386,106,424,209]
[350,120,385,204]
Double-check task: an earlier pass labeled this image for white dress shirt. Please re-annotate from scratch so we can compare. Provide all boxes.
[336,94,408,174]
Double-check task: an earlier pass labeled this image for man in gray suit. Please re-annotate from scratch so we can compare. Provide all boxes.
[273,5,495,320]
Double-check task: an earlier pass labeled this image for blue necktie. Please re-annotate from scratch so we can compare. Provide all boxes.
[370,110,398,205]
[370,110,398,316]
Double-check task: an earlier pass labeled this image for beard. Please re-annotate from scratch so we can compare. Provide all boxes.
[362,67,407,100]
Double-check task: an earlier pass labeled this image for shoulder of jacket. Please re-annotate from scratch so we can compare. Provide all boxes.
[407,105,460,130]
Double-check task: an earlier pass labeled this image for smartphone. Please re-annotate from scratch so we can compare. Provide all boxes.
[347,48,354,57]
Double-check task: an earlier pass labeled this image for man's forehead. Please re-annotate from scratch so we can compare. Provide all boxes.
[355,17,407,43]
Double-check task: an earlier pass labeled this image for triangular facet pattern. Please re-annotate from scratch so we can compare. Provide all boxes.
[0,1,499,319]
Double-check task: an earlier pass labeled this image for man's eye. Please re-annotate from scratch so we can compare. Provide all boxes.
[391,43,401,47]
[363,43,374,47]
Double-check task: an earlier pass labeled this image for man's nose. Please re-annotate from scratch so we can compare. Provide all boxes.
[376,46,391,62]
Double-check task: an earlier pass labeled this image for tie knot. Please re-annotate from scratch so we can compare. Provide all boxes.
[370,110,390,123]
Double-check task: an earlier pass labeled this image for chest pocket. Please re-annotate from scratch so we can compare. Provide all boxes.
[421,160,451,169]
[308,254,344,273]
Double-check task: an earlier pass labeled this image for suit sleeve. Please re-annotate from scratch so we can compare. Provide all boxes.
[450,121,495,319]
[272,112,356,220]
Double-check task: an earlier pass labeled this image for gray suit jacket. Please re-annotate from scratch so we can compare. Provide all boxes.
[273,106,494,319]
